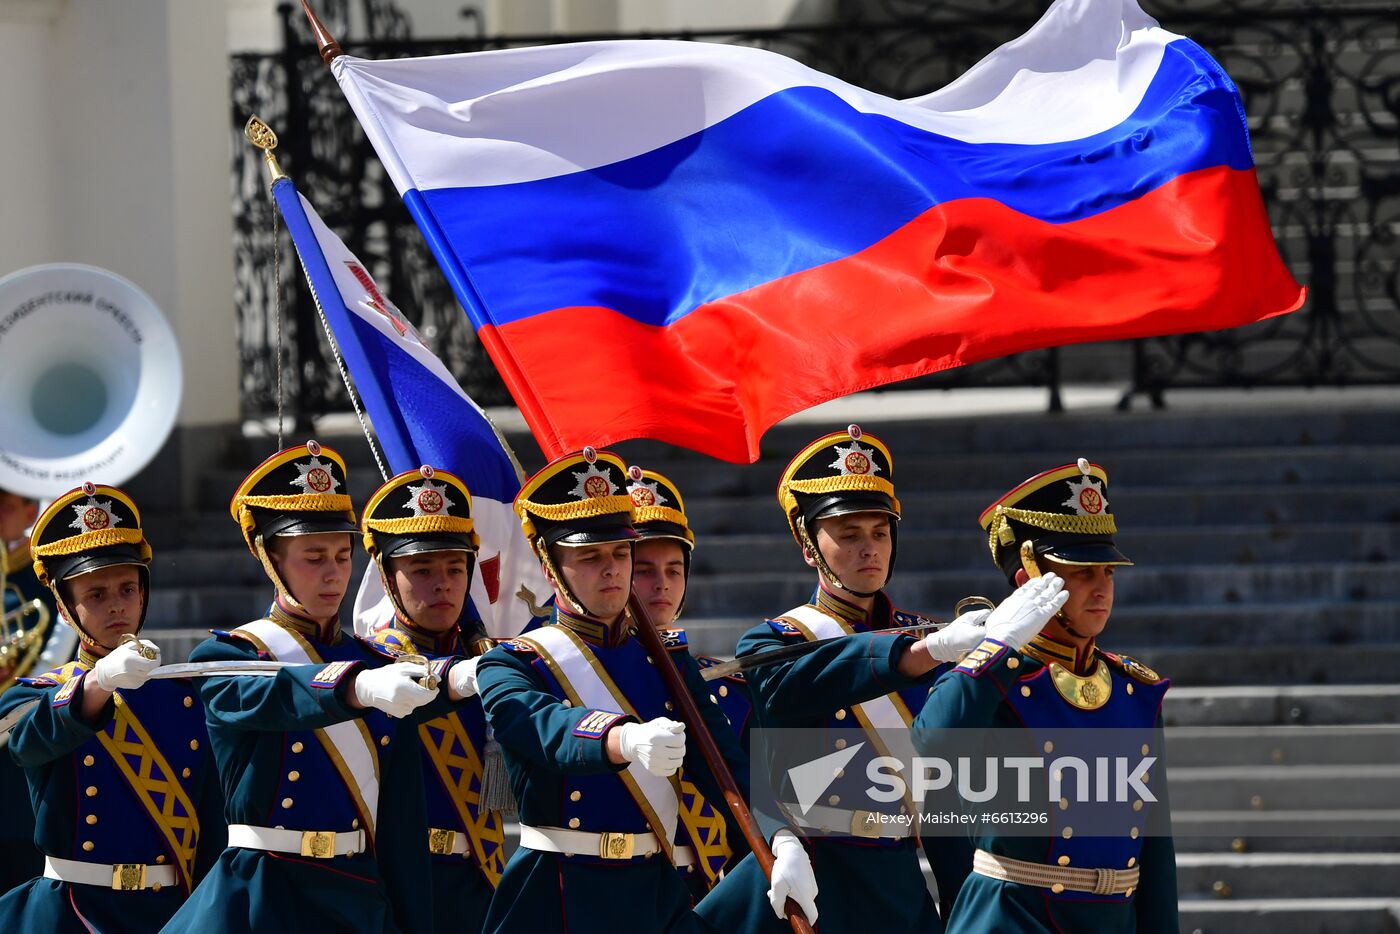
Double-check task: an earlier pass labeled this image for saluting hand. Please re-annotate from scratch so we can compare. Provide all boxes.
[616,717,686,777]
[985,573,1069,649]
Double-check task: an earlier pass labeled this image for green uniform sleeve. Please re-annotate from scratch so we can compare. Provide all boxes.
[188,636,361,731]
[913,638,1024,734]
[477,646,631,773]
[738,625,926,722]
[3,676,111,769]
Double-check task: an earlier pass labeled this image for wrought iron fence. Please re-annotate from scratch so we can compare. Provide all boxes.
[230,0,1400,424]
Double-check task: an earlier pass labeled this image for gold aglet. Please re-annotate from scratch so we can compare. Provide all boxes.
[244,115,289,183]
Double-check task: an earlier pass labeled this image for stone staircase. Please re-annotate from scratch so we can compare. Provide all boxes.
[134,393,1400,932]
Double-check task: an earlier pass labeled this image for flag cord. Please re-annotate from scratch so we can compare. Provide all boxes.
[271,202,285,450]
[306,284,391,482]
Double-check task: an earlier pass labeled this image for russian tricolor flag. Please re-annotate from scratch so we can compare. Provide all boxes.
[332,0,1303,463]
[271,179,551,637]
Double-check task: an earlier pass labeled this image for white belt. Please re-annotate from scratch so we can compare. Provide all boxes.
[428,827,471,856]
[785,803,916,839]
[44,855,178,891]
[519,824,695,866]
[227,823,366,859]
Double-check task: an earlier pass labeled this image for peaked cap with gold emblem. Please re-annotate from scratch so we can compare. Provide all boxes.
[362,465,479,560]
[776,426,900,595]
[229,440,357,554]
[515,448,637,550]
[777,426,900,541]
[980,458,1133,581]
[625,466,694,549]
[515,448,636,618]
[30,483,153,643]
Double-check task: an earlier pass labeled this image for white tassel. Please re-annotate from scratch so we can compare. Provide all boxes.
[479,729,517,817]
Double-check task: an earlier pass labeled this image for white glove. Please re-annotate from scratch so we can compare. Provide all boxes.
[985,573,1069,649]
[353,663,438,718]
[767,829,819,923]
[921,608,991,662]
[616,717,686,777]
[448,656,480,699]
[90,639,161,692]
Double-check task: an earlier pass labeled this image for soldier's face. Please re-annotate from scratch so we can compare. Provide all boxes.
[62,564,143,649]
[268,533,353,622]
[550,542,633,620]
[0,492,38,544]
[1041,558,1115,638]
[806,512,892,594]
[632,539,686,627]
[387,550,471,633]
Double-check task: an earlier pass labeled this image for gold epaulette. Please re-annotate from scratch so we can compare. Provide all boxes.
[1098,650,1163,684]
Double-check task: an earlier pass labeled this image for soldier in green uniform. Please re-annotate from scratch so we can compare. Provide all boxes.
[697,426,1062,933]
[914,458,1178,933]
[160,442,481,934]
[476,447,809,932]
[625,465,750,900]
[1,486,67,891]
[359,465,505,933]
[0,483,226,932]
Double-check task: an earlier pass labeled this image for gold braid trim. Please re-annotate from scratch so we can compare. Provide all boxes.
[986,506,1117,560]
[784,474,896,498]
[32,527,145,558]
[632,504,690,529]
[235,492,354,514]
[516,495,634,541]
[361,515,478,554]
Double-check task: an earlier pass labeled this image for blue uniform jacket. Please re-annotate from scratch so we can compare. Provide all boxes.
[160,610,466,934]
[913,631,1179,934]
[0,656,224,932]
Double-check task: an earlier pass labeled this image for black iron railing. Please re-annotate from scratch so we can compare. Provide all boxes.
[230,0,1400,425]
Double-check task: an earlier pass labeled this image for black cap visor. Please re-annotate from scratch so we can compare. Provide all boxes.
[634,520,693,548]
[545,514,638,548]
[54,543,147,581]
[257,509,357,539]
[1038,540,1133,567]
[379,532,477,560]
[805,491,898,526]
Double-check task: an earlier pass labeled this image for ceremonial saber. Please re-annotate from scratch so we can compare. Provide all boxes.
[702,597,995,681]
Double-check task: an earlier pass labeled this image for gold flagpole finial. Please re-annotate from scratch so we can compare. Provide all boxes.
[244,115,288,184]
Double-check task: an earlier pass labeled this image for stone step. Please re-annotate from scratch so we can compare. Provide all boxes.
[1169,765,1400,812]
[1176,898,1400,934]
[1164,726,1400,768]
[659,603,1400,659]
[1163,685,1400,727]
[680,565,1400,618]
[1114,644,1400,687]
[1166,811,1400,857]
[689,525,1400,573]
[683,486,1400,535]
[619,447,1400,499]
[250,405,1400,473]
[1176,853,1400,902]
